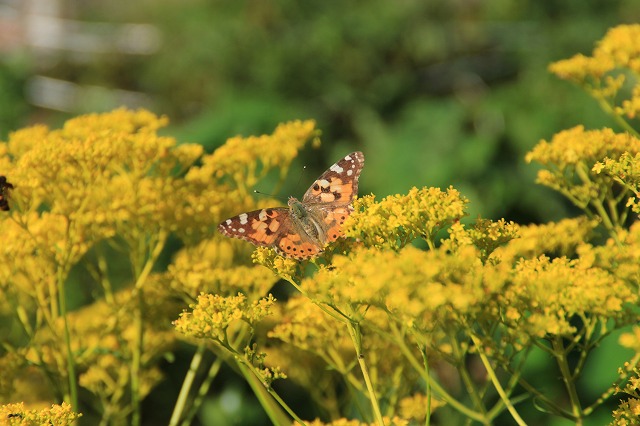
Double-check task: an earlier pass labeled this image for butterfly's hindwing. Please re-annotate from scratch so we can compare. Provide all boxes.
[218,207,289,247]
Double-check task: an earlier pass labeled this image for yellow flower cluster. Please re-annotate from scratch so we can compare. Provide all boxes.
[526,126,640,169]
[0,402,81,425]
[166,239,279,299]
[611,365,640,426]
[494,216,598,261]
[344,186,468,250]
[594,151,640,215]
[526,126,640,227]
[299,245,489,336]
[174,293,275,342]
[252,246,301,280]
[549,24,640,119]
[295,204,637,352]
[580,221,640,288]
[445,218,519,262]
[504,255,635,338]
[191,119,319,193]
[1,108,208,260]
[398,393,444,422]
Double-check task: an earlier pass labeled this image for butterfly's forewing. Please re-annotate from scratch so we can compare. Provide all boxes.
[302,151,365,206]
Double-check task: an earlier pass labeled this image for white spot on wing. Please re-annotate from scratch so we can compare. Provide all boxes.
[330,164,344,173]
[345,154,352,160]
[226,219,232,225]
[259,209,267,221]
[239,213,248,225]
[319,179,330,188]
[238,228,245,233]
[347,169,353,176]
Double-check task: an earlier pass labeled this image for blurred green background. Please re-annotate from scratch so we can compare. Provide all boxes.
[1,0,638,424]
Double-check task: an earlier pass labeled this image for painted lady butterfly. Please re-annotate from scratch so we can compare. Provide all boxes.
[0,176,14,212]
[218,152,365,260]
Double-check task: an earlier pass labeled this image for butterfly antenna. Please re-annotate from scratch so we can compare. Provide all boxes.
[295,164,308,191]
[254,190,287,203]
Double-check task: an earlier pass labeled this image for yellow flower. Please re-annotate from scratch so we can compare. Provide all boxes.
[526,126,640,168]
[580,221,640,287]
[548,24,640,123]
[549,24,640,81]
[1,108,212,251]
[594,24,640,72]
[596,152,640,188]
[504,255,636,338]
[526,126,640,221]
[298,245,493,337]
[617,85,640,118]
[174,293,276,342]
[344,186,468,250]
[548,53,615,83]
[0,402,81,425]
[166,239,279,299]
[398,393,445,421]
[493,217,598,262]
[194,120,319,194]
[444,218,519,262]
[252,246,301,281]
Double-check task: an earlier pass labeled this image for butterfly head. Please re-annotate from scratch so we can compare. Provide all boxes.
[287,197,306,219]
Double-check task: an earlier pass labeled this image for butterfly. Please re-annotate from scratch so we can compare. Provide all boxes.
[0,176,14,212]
[218,152,365,260]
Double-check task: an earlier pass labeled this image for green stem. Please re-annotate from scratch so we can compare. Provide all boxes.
[347,321,385,426]
[235,356,304,426]
[178,325,252,426]
[448,331,486,417]
[469,335,526,426]
[170,344,206,426]
[282,276,347,323]
[130,231,168,426]
[181,354,225,426]
[419,345,431,426]
[387,322,486,422]
[574,163,616,233]
[595,95,640,138]
[552,336,583,424]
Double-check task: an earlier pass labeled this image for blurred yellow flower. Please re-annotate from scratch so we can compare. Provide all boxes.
[194,119,319,193]
[167,239,278,299]
[549,24,640,126]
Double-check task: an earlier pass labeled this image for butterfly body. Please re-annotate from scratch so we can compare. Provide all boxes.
[219,152,365,260]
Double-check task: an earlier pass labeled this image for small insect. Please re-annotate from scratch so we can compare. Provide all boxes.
[0,175,14,211]
[218,152,365,259]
